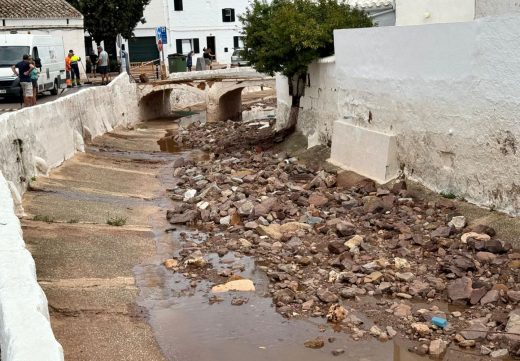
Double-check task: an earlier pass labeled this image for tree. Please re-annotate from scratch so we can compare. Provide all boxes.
[67,0,150,54]
[241,0,373,130]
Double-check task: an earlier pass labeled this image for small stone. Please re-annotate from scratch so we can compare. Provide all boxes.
[507,290,520,303]
[461,232,490,244]
[317,288,339,303]
[163,259,179,269]
[211,279,255,293]
[344,235,363,250]
[448,216,466,229]
[481,346,492,355]
[393,303,412,318]
[386,326,397,338]
[370,325,382,337]
[183,189,197,201]
[447,277,473,301]
[394,257,410,269]
[396,293,412,299]
[326,304,348,323]
[451,311,462,317]
[396,272,415,282]
[411,322,431,336]
[459,339,476,347]
[476,252,497,263]
[219,215,231,225]
[304,337,325,349]
[490,349,508,358]
[364,271,383,283]
[331,349,345,356]
[429,339,447,356]
[480,289,500,305]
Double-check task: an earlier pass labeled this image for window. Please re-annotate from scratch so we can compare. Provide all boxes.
[233,36,244,49]
[174,0,183,11]
[222,8,235,22]
[176,38,200,55]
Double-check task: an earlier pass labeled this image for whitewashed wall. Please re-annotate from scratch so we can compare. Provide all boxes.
[331,14,520,214]
[0,74,139,361]
[395,0,475,25]
[276,57,339,147]
[475,0,520,17]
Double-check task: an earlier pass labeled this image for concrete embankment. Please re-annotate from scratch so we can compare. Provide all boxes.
[0,74,140,361]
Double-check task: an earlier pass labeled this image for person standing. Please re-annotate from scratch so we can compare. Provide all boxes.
[89,50,98,78]
[65,52,72,87]
[97,46,109,85]
[29,56,39,105]
[11,54,34,108]
[120,44,130,74]
[186,50,193,72]
[69,50,82,87]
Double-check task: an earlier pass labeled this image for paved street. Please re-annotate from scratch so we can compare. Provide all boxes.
[0,85,93,114]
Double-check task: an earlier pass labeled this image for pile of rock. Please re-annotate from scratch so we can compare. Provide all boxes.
[163,120,520,357]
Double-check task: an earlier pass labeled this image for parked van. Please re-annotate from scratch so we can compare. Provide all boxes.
[0,34,66,98]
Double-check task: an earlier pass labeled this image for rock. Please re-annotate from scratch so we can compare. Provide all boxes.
[396,272,415,282]
[317,288,339,303]
[220,215,231,225]
[336,221,356,237]
[309,193,329,207]
[461,232,490,244]
[507,291,520,303]
[480,289,500,305]
[476,251,497,263]
[451,311,462,317]
[411,323,431,336]
[273,289,295,304]
[370,325,382,337]
[364,271,383,283]
[505,312,520,341]
[167,209,199,224]
[244,221,258,229]
[184,253,207,268]
[448,216,466,229]
[447,277,473,301]
[386,326,397,338]
[378,282,392,292]
[231,297,249,306]
[490,349,509,358]
[409,280,429,296]
[237,200,255,215]
[253,198,278,216]
[304,338,325,349]
[328,240,347,255]
[363,196,384,213]
[257,225,282,241]
[481,346,492,355]
[212,279,256,293]
[429,339,447,356]
[466,224,496,237]
[302,299,314,311]
[431,226,452,238]
[393,303,412,318]
[344,235,363,251]
[163,259,179,269]
[326,304,348,323]
[331,349,345,356]
[460,319,489,340]
[459,339,476,348]
[340,288,357,299]
[396,293,412,299]
[183,189,197,201]
[394,257,410,269]
[470,287,488,305]
[485,239,510,254]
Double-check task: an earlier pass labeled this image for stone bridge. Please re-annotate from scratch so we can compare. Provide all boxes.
[137,68,275,122]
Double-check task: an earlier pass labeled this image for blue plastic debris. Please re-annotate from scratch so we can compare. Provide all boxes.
[431,316,448,328]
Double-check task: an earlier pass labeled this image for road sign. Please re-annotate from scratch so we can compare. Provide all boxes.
[156,26,168,45]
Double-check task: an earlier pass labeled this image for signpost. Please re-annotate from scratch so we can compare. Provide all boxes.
[156,27,168,79]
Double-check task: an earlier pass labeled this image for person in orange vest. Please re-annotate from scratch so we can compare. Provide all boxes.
[65,52,72,88]
[69,50,81,87]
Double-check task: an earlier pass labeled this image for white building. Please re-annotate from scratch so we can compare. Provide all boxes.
[0,0,86,74]
[130,0,249,64]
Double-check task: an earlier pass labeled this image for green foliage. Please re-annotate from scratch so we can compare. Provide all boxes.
[240,0,373,79]
[440,191,457,199]
[106,214,127,226]
[33,215,54,223]
[66,0,150,44]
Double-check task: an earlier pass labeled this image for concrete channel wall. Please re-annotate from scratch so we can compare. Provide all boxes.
[276,14,520,215]
[0,73,139,360]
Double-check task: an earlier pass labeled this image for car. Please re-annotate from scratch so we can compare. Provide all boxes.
[230,49,250,67]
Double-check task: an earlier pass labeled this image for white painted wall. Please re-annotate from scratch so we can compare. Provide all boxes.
[0,74,139,361]
[329,14,520,214]
[135,0,168,38]
[276,57,340,147]
[395,0,475,25]
[475,0,520,17]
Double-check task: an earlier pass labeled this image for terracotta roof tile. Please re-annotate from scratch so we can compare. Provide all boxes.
[0,0,82,19]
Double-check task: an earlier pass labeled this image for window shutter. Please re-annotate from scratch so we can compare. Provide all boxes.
[233,36,239,49]
[174,0,183,11]
[176,39,182,54]
[193,38,200,53]
[231,9,235,22]
[222,9,226,22]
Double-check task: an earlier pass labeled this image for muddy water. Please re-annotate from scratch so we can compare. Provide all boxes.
[133,118,441,361]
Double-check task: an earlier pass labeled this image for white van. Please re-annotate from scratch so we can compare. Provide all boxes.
[0,34,66,98]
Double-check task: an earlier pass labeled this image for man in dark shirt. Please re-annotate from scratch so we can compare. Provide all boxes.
[11,54,35,108]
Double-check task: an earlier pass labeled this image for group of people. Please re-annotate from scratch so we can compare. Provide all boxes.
[11,54,39,108]
[87,46,111,85]
[186,47,215,72]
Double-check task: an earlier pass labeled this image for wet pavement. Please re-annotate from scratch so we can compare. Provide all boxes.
[21,115,511,361]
